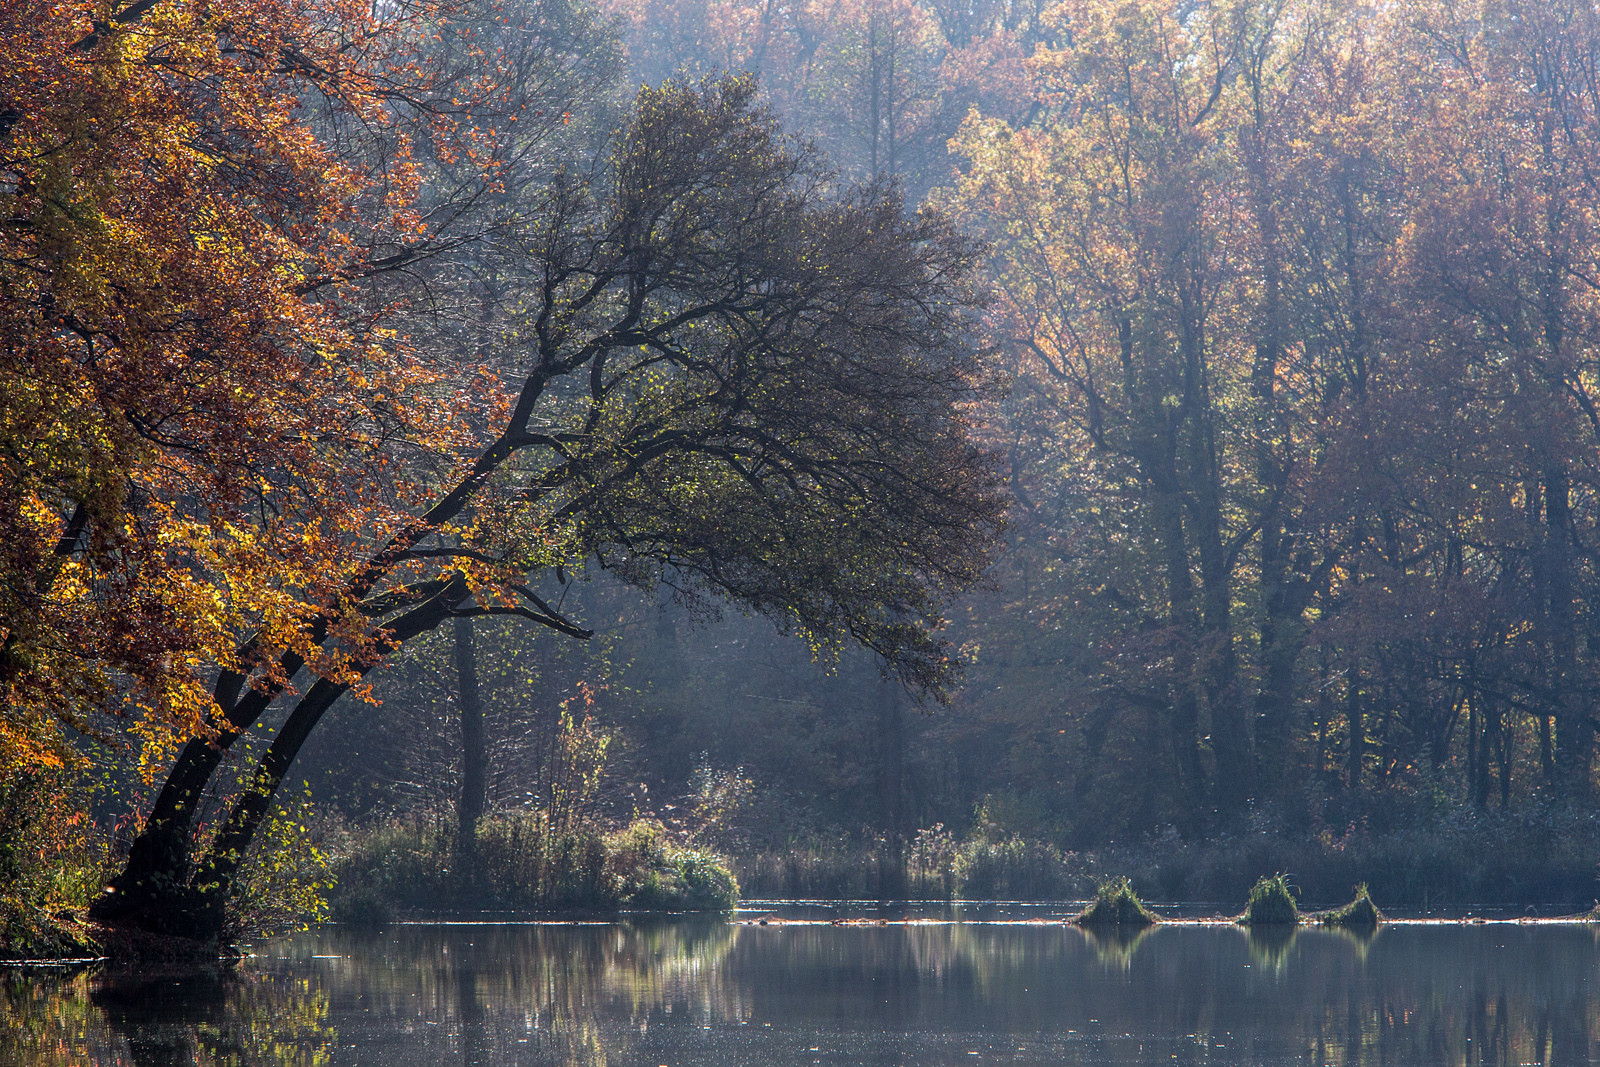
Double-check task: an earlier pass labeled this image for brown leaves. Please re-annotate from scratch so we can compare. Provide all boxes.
[0,0,501,757]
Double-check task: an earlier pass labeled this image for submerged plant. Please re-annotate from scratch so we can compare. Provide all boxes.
[1318,883,1382,929]
[1075,876,1157,927]
[1242,874,1300,925]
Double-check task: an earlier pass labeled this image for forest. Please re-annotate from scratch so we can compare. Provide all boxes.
[6,0,1600,952]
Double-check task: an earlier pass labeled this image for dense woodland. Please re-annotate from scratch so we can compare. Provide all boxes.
[7,0,1600,942]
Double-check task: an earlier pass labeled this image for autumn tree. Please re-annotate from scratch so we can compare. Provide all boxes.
[89,75,1003,938]
[0,0,619,760]
[947,0,1278,819]
[938,0,1600,843]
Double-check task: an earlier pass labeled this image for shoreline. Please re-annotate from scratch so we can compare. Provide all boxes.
[6,903,1596,965]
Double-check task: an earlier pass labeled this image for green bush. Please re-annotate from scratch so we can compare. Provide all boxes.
[1243,874,1301,925]
[1075,876,1157,927]
[0,766,107,914]
[0,763,110,958]
[224,788,333,939]
[606,820,738,912]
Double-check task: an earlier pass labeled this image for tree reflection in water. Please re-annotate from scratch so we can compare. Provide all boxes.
[3,920,1600,1065]
[1,964,331,1067]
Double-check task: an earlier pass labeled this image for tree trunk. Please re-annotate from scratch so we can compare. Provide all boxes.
[1345,668,1362,790]
[1546,470,1590,797]
[115,586,462,939]
[877,679,906,903]
[91,659,308,929]
[456,614,486,890]
[1150,482,1207,815]
[1241,108,1301,802]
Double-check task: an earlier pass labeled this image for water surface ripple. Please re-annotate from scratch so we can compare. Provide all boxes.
[5,915,1598,1065]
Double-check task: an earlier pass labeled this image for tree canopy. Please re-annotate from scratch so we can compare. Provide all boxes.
[4,6,1004,931]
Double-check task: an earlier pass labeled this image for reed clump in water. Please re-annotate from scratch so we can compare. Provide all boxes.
[1317,883,1381,929]
[1241,873,1300,925]
[1075,876,1157,927]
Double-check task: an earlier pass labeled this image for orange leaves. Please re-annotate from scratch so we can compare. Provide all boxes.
[0,0,511,761]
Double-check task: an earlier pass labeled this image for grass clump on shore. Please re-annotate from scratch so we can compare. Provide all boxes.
[1318,883,1382,928]
[328,813,739,919]
[1075,876,1157,927]
[1242,874,1300,925]
[605,819,739,912]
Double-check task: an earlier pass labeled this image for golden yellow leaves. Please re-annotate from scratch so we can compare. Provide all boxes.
[0,0,501,772]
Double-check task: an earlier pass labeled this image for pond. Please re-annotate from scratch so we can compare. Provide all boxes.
[4,906,1599,1065]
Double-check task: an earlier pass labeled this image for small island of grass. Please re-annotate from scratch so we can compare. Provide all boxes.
[1241,874,1301,925]
[1076,876,1158,927]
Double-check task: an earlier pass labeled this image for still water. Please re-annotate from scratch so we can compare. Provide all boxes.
[4,911,1599,1065]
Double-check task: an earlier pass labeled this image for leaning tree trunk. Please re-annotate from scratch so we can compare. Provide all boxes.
[189,587,463,939]
[94,373,567,934]
[99,579,460,940]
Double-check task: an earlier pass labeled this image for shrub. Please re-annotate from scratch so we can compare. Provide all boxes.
[224,788,333,939]
[737,837,882,899]
[328,886,393,928]
[0,766,106,913]
[1242,874,1300,925]
[0,761,110,958]
[955,836,1076,901]
[1076,876,1157,927]
[606,819,739,912]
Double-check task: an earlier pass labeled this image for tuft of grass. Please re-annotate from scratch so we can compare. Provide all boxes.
[1318,883,1382,928]
[1242,873,1301,925]
[1075,876,1157,927]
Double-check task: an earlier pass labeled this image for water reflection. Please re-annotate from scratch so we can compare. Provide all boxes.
[1080,923,1153,968]
[1244,923,1299,972]
[1,965,332,1067]
[3,920,1600,1065]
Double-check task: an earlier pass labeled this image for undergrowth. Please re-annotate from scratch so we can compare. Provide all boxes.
[735,794,1600,911]
[327,812,739,920]
[0,764,107,959]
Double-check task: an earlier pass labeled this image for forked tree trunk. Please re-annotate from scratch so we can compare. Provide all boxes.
[100,586,462,939]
